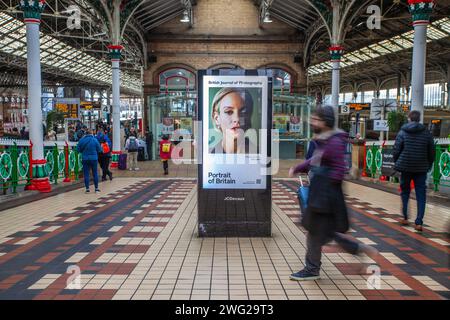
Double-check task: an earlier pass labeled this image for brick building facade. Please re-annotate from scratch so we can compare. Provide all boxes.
[143,0,306,97]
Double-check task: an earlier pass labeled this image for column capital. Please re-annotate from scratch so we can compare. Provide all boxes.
[19,0,46,23]
[408,0,434,26]
[329,45,344,62]
[107,45,124,61]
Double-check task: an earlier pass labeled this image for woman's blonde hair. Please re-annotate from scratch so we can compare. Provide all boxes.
[211,87,253,129]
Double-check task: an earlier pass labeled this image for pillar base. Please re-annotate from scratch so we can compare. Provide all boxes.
[111,151,122,169]
[26,177,52,193]
[27,159,52,193]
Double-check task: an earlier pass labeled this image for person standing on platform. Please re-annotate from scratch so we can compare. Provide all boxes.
[96,128,113,181]
[393,110,435,232]
[125,132,139,171]
[288,106,377,281]
[76,125,87,142]
[159,135,172,175]
[77,128,102,193]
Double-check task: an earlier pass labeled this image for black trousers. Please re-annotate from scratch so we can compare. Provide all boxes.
[98,155,111,179]
[163,160,168,172]
[305,232,359,275]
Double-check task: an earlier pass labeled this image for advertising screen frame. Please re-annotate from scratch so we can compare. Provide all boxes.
[197,69,273,237]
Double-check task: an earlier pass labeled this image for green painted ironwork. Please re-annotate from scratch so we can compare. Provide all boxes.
[0,141,82,194]
[78,152,83,170]
[365,144,379,178]
[43,144,82,185]
[408,1,434,23]
[69,150,76,172]
[0,143,31,194]
[364,141,450,192]
[375,148,383,171]
[19,0,46,21]
[0,152,13,180]
[433,144,450,192]
[45,149,54,176]
[58,150,65,175]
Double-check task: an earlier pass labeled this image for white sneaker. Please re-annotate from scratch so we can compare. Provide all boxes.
[135,168,140,171]
[129,168,133,171]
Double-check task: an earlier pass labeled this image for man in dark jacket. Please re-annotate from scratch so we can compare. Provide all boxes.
[77,128,102,193]
[96,128,113,181]
[288,106,377,281]
[393,111,435,232]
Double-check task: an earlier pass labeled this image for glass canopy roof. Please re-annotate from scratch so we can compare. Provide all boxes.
[308,18,450,76]
[0,12,142,94]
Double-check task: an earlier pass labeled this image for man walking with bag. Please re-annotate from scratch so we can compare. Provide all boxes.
[288,106,377,281]
[96,128,113,181]
[393,111,435,232]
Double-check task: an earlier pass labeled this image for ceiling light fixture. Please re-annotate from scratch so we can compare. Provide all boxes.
[180,10,190,23]
[263,11,272,23]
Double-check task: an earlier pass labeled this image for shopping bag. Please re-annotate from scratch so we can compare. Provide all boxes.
[297,175,310,214]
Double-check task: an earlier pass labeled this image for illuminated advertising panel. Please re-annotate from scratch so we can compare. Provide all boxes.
[202,75,269,190]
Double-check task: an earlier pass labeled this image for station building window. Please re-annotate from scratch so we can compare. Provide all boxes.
[148,67,197,160]
[159,68,196,94]
[266,68,291,94]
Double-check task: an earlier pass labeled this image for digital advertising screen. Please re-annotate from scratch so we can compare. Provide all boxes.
[202,75,269,190]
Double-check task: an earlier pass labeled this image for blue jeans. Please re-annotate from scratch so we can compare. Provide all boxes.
[82,160,99,190]
[400,172,427,226]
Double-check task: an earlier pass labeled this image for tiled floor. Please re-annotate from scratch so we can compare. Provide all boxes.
[0,178,448,300]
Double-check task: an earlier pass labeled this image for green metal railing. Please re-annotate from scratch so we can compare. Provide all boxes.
[432,143,450,191]
[364,143,382,179]
[0,140,82,194]
[43,143,83,185]
[364,139,450,192]
[0,143,31,194]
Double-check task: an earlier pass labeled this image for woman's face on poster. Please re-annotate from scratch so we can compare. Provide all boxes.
[214,91,250,140]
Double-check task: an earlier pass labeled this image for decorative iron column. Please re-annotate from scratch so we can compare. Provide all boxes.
[408,0,434,123]
[329,45,344,114]
[20,0,51,193]
[108,45,123,168]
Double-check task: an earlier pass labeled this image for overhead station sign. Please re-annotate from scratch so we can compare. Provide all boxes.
[54,98,80,119]
[370,99,397,120]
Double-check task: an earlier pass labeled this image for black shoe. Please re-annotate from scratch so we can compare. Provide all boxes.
[289,269,320,281]
[108,173,113,181]
[85,189,90,194]
[95,189,100,193]
[101,177,107,182]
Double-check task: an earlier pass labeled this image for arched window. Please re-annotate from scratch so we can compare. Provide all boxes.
[159,68,196,93]
[265,68,291,94]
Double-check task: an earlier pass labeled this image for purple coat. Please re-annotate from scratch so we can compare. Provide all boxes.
[294,130,348,182]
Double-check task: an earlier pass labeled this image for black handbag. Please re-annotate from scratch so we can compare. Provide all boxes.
[307,167,333,214]
[301,167,349,234]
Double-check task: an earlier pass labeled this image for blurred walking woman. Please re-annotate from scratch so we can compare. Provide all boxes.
[288,106,377,281]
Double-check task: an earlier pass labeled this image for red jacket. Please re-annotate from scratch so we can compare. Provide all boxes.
[159,139,172,160]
